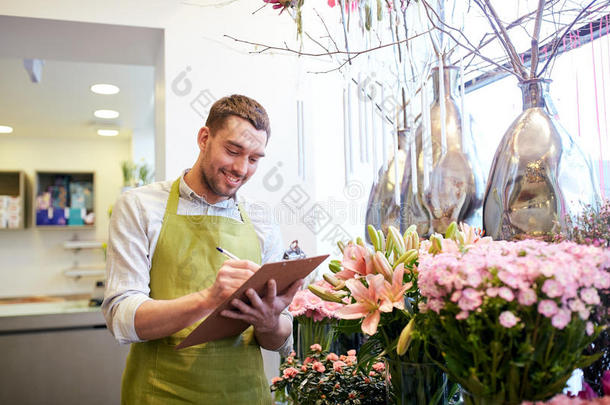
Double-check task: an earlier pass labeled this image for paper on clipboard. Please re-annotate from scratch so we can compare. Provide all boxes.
[175,254,329,350]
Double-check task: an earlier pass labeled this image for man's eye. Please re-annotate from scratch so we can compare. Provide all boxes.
[227,149,239,156]
[249,158,259,164]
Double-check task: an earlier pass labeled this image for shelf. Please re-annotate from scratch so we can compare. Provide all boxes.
[36,225,96,231]
[63,241,104,249]
[34,171,95,228]
[63,266,105,279]
[0,171,26,230]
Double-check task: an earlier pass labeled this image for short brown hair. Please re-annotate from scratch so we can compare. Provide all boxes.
[205,94,271,140]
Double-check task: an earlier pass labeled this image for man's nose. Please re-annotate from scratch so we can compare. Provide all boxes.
[231,156,248,176]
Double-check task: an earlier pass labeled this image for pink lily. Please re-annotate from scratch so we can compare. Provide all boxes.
[371,251,393,281]
[336,274,392,335]
[383,263,412,309]
[336,242,373,280]
[458,222,490,246]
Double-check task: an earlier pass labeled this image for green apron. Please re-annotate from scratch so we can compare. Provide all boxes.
[121,178,271,405]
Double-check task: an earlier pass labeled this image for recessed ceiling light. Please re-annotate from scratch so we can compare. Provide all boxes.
[0,125,14,134]
[94,109,119,119]
[90,84,120,95]
[97,129,119,137]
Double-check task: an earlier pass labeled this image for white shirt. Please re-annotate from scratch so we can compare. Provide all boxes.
[102,171,293,355]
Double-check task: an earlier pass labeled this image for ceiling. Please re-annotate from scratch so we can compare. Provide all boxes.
[0,57,154,140]
[0,15,161,141]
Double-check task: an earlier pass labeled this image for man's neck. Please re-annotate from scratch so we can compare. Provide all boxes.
[183,168,231,205]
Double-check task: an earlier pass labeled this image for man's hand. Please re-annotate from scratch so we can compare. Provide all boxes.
[133,259,260,341]
[203,259,260,308]
[220,279,303,334]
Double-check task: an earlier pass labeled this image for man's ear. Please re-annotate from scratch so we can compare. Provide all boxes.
[197,126,210,151]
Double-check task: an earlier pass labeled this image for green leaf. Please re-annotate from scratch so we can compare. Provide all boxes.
[334,319,364,335]
[465,373,486,397]
[573,352,602,369]
[506,363,520,404]
[532,374,572,401]
[356,336,383,371]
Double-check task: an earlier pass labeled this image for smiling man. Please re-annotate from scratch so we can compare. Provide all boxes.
[102,95,301,405]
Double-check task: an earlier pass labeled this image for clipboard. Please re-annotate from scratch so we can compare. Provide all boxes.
[175,254,329,350]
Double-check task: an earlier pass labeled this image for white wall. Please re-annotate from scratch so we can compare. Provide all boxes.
[0,0,381,289]
[0,135,130,297]
[131,126,155,174]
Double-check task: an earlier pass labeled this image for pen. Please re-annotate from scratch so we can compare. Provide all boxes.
[216,246,240,261]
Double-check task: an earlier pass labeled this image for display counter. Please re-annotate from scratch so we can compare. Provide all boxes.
[0,299,129,405]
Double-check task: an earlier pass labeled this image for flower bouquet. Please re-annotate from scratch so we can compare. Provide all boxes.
[417,231,610,405]
[271,344,387,405]
[309,224,456,405]
[289,281,343,357]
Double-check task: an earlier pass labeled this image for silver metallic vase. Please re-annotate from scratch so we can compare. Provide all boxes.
[410,66,484,235]
[365,131,407,241]
[400,126,431,236]
[482,79,600,240]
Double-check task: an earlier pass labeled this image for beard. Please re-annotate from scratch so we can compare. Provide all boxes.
[198,161,246,201]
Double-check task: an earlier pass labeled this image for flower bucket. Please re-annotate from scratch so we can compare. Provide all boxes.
[385,359,448,405]
[461,389,510,405]
[295,318,335,359]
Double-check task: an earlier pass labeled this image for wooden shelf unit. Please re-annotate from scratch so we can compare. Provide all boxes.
[0,171,27,230]
[33,171,96,229]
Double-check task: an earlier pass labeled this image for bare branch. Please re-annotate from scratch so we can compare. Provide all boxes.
[420,0,520,79]
[223,28,433,66]
[304,32,332,56]
[311,59,351,74]
[252,3,267,15]
[538,0,600,76]
[478,0,528,79]
[530,0,546,78]
[338,0,352,65]
[314,8,340,53]
[456,5,552,66]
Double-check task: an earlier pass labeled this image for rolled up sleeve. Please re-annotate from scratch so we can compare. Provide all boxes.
[102,191,154,344]
[274,309,294,357]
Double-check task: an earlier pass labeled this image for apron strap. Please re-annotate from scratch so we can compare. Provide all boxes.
[237,203,253,226]
[168,177,251,226]
[166,178,181,218]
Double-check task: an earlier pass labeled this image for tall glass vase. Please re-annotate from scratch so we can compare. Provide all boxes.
[385,359,448,405]
[460,390,509,405]
[412,66,484,235]
[295,316,335,359]
[400,126,431,236]
[365,131,407,242]
[482,79,600,240]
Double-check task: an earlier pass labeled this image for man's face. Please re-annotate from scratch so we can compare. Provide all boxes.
[197,115,267,203]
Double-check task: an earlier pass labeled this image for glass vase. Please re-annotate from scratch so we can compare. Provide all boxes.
[482,79,600,240]
[400,126,431,236]
[413,65,484,235]
[295,316,335,359]
[385,359,448,405]
[460,389,513,405]
[365,130,407,243]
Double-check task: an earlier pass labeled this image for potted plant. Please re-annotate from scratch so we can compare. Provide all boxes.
[271,344,387,405]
